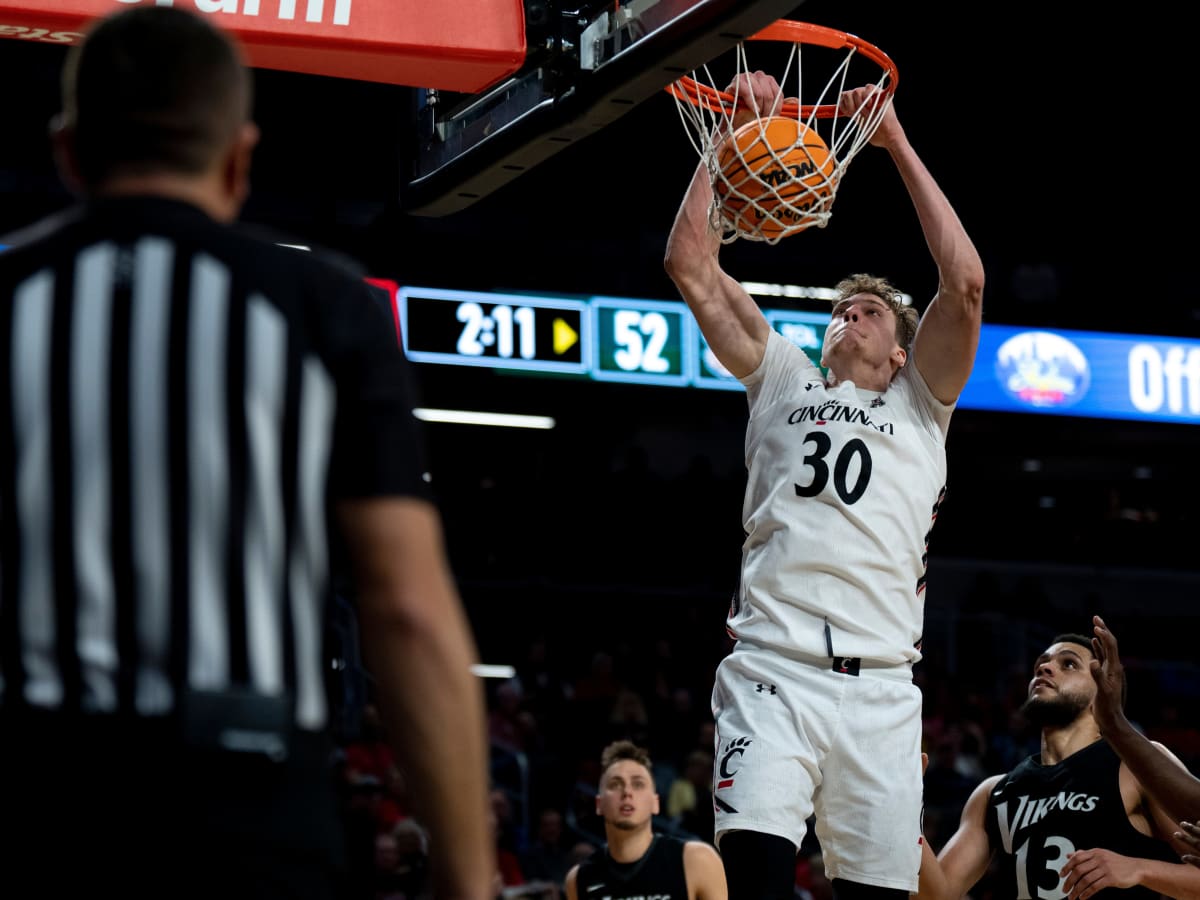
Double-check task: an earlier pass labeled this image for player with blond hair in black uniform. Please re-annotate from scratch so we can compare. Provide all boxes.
[916,633,1200,900]
[566,740,728,900]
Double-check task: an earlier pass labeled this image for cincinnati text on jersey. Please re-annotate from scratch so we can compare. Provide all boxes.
[787,399,895,434]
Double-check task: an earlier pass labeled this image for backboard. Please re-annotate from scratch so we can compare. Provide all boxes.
[402,0,806,216]
[0,1,528,92]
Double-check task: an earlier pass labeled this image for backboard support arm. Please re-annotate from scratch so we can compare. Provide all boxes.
[402,0,805,216]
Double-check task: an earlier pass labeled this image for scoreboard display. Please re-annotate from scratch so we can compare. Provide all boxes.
[388,283,1200,424]
[396,284,829,391]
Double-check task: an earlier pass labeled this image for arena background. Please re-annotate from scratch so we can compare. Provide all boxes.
[0,1,1196,890]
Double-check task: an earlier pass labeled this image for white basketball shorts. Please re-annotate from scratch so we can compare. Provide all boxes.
[711,643,924,892]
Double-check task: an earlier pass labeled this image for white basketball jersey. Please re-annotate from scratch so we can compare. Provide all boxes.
[734,329,954,664]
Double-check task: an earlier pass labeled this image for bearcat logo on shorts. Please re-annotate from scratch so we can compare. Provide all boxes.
[716,736,751,790]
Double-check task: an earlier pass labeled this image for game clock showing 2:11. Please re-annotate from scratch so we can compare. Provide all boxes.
[398,286,588,374]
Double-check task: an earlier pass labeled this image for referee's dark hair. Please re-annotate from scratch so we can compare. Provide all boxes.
[55,5,253,187]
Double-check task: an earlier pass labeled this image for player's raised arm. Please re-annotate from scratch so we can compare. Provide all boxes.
[843,86,985,403]
[664,71,776,379]
[1091,615,1200,825]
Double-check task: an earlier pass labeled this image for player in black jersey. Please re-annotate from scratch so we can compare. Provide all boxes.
[915,633,1200,900]
[565,740,727,900]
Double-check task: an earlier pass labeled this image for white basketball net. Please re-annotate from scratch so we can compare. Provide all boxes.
[670,34,894,244]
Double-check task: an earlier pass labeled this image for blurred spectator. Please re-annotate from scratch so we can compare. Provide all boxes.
[343,702,397,783]
[340,774,386,900]
[337,754,415,841]
[520,808,574,889]
[794,851,833,900]
[922,734,976,850]
[666,750,716,842]
[372,820,430,900]
[375,764,416,833]
[652,685,706,773]
[518,635,574,723]
[573,651,622,709]
[372,830,406,900]
[569,650,624,756]
[1147,703,1200,766]
[390,820,431,897]
[607,687,652,748]
[490,680,533,753]
[492,787,528,889]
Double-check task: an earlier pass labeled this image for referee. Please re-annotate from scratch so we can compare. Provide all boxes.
[0,7,492,900]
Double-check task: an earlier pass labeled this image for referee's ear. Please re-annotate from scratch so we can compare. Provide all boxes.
[217,120,260,222]
[49,112,84,197]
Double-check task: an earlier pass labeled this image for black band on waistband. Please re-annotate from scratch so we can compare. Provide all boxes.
[831,656,861,676]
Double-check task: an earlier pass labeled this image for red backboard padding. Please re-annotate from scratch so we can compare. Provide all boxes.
[0,1,526,92]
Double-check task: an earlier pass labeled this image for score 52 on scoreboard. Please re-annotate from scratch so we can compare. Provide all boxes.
[395,285,830,390]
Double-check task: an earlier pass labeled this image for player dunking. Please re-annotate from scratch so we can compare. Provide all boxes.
[664,74,985,900]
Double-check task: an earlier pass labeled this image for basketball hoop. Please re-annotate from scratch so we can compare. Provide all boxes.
[667,20,898,244]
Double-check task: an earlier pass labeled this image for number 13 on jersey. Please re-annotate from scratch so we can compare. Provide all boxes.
[591,297,692,387]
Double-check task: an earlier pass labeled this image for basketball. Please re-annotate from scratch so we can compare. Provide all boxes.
[715,116,836,239]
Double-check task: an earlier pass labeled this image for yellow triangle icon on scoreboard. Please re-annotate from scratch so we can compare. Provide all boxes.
[553,317,578,355]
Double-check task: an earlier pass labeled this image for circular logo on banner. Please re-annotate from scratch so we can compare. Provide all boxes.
[995,331,1091,409]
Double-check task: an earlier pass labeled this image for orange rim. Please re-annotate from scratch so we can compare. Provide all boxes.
[666,20,898,120]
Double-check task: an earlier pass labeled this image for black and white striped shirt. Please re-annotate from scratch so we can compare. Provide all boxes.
[0,195,428,732]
